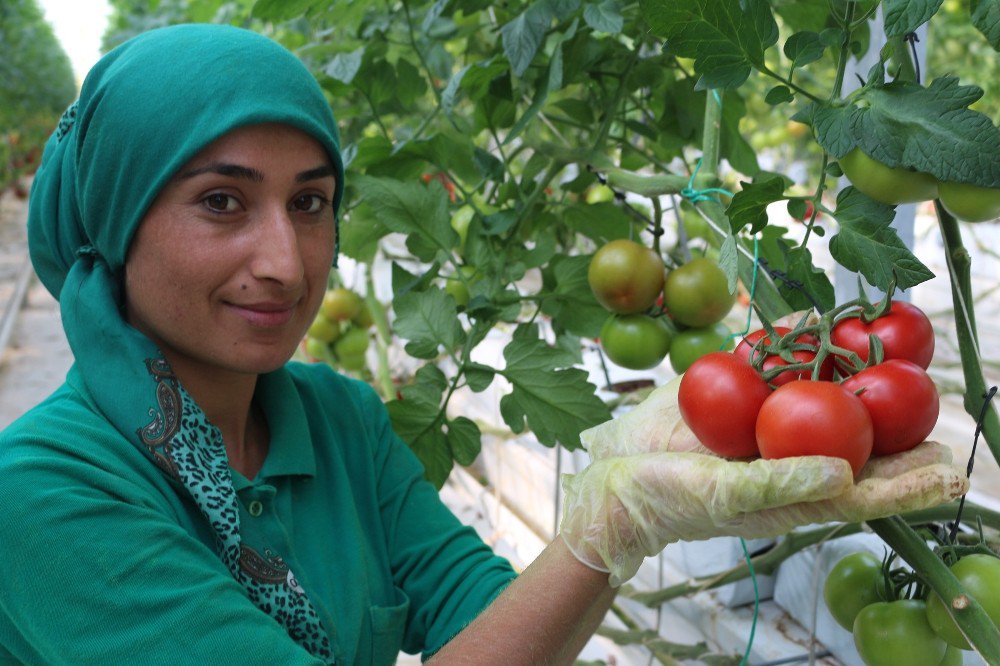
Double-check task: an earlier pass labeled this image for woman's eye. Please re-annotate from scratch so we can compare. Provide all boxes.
[291,194,329,214]
[202,193,240,213]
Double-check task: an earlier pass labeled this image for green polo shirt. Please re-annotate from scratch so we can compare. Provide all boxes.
[0,362,516,665]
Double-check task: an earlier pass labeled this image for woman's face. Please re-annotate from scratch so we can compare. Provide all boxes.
[124,123,337,379]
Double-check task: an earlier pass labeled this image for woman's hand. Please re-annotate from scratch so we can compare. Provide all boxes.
[560,377,969,587]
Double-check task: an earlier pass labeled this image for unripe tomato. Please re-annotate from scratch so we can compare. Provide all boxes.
[823,551,885,631]
[678,351,772,458]
[669,322,734,374]
[840,359,939,456]
[938,181,1000,223]
[839,149,938,205]
[756,381,873,475]
[925,554,1000,650]
[307,314,341,343]
[303,336,330,361]
[337,351,368,372]
[352,302,375,329]
[333,327,369,358]
[853,600,948,666]
[599,314,672,370]
[444,266,478,308]
[662,258,736,328]
[321,288,363,321]
[831,301,935,370]
[588,239,665,314]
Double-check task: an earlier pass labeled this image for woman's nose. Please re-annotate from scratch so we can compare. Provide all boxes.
[250,205,305,286]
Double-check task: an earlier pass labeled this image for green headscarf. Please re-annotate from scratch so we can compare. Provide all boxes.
[28,24,345,663]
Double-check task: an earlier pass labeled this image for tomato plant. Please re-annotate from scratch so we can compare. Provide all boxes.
[678,352,772,458]
[831,301,936,371]
[734,326,834,385]
[823,551,885,631]
[853,600,949,666]
[599,314,672,370]
[669,322,734,375]
[938,181,1000,223]
[925,554,1000,650]
[588,239,665,315]
[838,149,939,205]
[756,381,873,475]
[840,359,940,456]
[662,257,736,328]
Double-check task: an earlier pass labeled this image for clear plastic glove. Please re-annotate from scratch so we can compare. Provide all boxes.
[560,377,969,586]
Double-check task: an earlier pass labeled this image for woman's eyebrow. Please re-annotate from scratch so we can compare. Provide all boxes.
[177,162,264,182]
[296,164,336,183]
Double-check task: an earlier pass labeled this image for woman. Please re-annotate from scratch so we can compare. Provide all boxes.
[0,23,967,665]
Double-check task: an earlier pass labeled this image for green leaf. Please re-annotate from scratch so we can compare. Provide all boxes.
[464,362,497,392]
[883,0,944,37]
[387,364,451,488]
[338,204,389,263]
[323,47,364,84]
[390,261,440,299]
[482,209,519,235]
[540,255,608,338]
[584,0,624,33]
[473,147,505,181]
[641,0,779,89]
[499,325,611,448]
[829,187,935,292]
[811,103,858,158]
[501,1,554,77]
[719,234,739,294]
[726,175,786,234]
[393,289,462,358]
[563,202,643,243]
[852,77,1000,187]
[354,175,456,262]
[764,85,794,105]
[783,31,826,69]
[447,417,482,466]
[783,245,835,314]
[251,0,323,20]
[972,0,1000,50]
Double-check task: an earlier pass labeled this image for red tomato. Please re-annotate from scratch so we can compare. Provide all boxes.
[756,381,873,475]
[831,301,935,371]
[840,360,940,456]
[734,326,834,386]
[678,352,773,458]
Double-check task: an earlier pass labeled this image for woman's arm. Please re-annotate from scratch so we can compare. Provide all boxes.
[428,536,616,665]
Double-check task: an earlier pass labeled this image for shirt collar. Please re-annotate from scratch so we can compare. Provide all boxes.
[232,366,317,490]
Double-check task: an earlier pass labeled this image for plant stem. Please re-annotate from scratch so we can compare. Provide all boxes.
[700,90,723,178]
[759,64,823,103]
[936,201,1000,465]
[365,271,396,400]
[868,516,1000,663]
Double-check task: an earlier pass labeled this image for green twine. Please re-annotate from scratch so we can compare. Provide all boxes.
[680,158,735,204]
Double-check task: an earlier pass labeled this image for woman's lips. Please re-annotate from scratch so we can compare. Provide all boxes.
[226,301,297,327]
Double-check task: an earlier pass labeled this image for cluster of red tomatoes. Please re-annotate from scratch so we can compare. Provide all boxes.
[302,287,374,372]
[587,238,737,373]
[678,300,938,474]
[823,550,1000,665]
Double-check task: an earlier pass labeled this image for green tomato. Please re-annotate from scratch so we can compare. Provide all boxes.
[320,287,362,321]
[925,554,1000,650]
[303,336,331,361]
[444,266,478,308]
[599,314,672,370]
[337,351,367,372]
[333,326,370,358]
[823,551,885,631]
[853,600,947,666]
[588,239,665,315]
[585,184,615,204]
[351,301,375,329]
[939,646,962,666]
[307,314,341,343]
[663,258,736,328]
[938,181,1000,223]
[669,322,733,374]
[839,148,938,205]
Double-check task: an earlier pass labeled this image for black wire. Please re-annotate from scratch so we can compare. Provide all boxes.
[757,258,827,314]
[949,386,998,542]
[904,32,921,84]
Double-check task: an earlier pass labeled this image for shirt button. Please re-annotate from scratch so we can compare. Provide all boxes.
[247,500,264,517]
